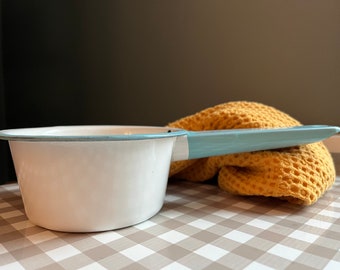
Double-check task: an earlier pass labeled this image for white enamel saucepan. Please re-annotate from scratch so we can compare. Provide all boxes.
[0,125,339,232]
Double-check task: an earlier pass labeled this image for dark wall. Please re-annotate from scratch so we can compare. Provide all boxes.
[0,1,14,183]
[2,0,339,129]
[2,0,189,128]
[3,1,92,128]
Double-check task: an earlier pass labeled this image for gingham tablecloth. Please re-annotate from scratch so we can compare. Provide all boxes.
[1,176,339,270]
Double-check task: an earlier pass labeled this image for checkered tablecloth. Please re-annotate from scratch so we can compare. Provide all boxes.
[1,177,340,270]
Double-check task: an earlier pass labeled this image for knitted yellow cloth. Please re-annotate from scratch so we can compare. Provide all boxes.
[168,101,336,205]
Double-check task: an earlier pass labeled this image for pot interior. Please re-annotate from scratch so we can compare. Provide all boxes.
[0,125,187,141]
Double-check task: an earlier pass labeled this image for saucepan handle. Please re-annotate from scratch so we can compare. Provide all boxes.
[171,125,340,161]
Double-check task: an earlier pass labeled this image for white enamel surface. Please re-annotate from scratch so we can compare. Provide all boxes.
[171,135,189,161]
[9,137,176,232]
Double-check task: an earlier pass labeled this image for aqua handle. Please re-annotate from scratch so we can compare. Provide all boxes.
[182,125,340,160]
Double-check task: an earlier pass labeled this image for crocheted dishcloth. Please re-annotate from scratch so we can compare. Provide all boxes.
[168,101,335,205]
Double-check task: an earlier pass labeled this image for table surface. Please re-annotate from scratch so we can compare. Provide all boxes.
[1,175,340,270]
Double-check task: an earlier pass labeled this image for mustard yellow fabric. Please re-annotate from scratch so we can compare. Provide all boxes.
[168,101,336,205]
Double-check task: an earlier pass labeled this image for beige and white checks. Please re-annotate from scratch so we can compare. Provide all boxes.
[1,175,340,269]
